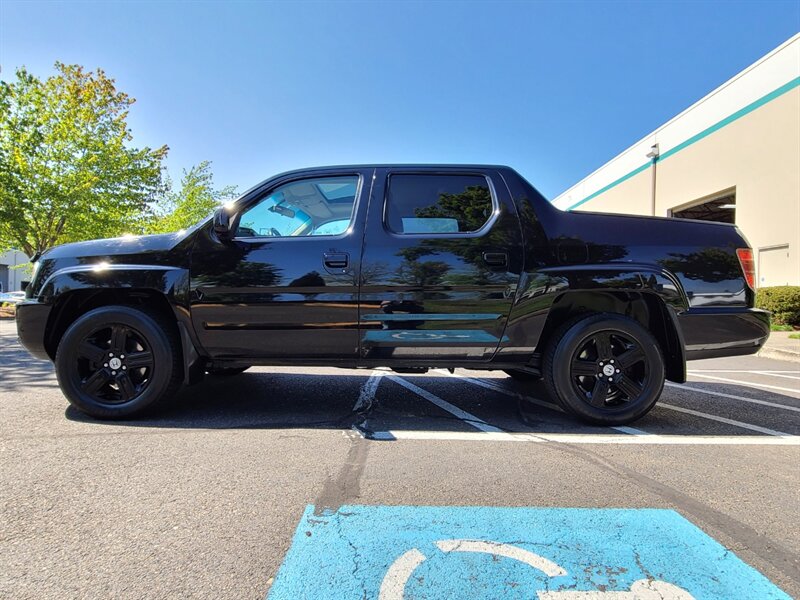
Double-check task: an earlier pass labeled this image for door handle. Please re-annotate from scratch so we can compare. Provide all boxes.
[324,252,350,270]
[483,252,507,267]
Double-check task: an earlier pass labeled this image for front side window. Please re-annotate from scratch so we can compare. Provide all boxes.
[235,176,359,238]
[385,174,494,235]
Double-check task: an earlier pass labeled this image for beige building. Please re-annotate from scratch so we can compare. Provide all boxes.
[554,34,800,288]
[0,250,29,293]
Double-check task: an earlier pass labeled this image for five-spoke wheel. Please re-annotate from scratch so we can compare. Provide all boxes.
[75,324,155,403]
[543,314,665,425]
[55,306,182,419]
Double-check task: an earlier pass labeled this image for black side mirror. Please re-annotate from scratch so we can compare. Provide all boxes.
[213,207,234,240]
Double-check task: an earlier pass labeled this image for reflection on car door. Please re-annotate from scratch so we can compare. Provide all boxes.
[358,168,524,362]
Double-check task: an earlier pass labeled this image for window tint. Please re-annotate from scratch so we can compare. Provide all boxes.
[236,176,359,238]
[385,174,494,234]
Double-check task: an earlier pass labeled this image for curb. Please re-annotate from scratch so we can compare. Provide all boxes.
[757,347,800,364]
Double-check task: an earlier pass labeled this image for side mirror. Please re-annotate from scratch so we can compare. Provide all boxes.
[213,207,234,240]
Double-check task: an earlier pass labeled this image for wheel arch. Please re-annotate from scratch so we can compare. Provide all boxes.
[38,266,205,385]
[536,290,686,383]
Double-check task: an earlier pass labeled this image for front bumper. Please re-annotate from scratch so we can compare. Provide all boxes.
[15,301,53,360]
[678,307,770,361]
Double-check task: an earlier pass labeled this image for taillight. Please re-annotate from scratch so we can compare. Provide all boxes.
[736,248,756,290]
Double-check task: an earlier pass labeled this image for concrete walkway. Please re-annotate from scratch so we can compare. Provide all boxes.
[759,331,800,364]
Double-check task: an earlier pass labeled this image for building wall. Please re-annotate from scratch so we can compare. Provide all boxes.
[553,34,800,288]
[0,250,31,292]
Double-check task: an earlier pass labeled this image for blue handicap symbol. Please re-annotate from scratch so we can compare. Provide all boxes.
[268,505,790,600]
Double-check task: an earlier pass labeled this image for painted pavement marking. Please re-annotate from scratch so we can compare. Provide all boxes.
[357,428,800,445]
[657,402,791,436]
[267,505,791,599]
[689,369,800,377]
[358,373,800,445]
[665,381,800,413]
[353,371,386,413]
[751,371,800,381]
[385,374,514,438]
[432,369,649,436]
[686,372,800,395]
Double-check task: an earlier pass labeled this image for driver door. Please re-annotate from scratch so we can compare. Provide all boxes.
[189,169,372,360]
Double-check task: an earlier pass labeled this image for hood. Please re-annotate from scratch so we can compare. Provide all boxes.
[40,231,190,261]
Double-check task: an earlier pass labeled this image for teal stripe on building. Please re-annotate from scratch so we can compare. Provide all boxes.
[565,76,800,211]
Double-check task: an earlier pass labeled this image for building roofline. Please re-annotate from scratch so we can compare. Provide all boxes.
[554,32,800,207]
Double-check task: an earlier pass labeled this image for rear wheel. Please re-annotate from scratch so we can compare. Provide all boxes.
[55,306,182,419]
[543,313,665,425]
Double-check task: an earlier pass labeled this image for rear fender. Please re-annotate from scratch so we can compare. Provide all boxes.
[498,265,688,382]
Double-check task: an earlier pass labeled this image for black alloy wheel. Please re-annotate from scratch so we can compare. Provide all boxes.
[543,313,665,425]
[55,305,182,419]
[73,324,155,404]
[569,330,648,407]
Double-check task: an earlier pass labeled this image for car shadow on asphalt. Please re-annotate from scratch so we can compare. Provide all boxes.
[62,370,590,434]
[60,370,800,438]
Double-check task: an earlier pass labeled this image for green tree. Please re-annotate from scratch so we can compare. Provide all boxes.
[146,161,236,234]
[0,63,167,257]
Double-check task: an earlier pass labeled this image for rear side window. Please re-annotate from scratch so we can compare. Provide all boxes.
[385,174,494,234]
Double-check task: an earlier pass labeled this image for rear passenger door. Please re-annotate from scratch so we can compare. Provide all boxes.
[359,168,523,362]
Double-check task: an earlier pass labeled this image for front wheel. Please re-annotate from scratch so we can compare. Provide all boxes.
[55,305,182,419]
[543,313,665,425]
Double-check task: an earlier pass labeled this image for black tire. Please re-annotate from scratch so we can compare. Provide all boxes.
[55,305,182,419]
[543,313,665,425]
[503,369,541,382]
[207,366,250,376]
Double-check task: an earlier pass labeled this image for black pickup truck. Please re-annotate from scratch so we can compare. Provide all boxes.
[16,165,769,424]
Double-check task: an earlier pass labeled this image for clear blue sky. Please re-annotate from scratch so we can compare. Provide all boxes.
[1,1,798,199]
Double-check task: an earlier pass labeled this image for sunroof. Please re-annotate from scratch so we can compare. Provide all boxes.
[317,182,356,201]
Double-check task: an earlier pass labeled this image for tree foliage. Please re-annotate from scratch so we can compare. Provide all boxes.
[146,161,236,234]
[0,63,168,257]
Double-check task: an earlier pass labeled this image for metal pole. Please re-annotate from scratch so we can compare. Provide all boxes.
[650,158,657,216]
[646,144,660,216]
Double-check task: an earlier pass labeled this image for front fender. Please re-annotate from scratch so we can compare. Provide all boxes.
[37,264,190,306]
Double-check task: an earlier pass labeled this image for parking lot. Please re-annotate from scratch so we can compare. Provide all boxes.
[1,318,798,598]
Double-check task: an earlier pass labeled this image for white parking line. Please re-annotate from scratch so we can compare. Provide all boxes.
[434,370,651,436]
[689,369,800,375]
[358,429,800,445]
[385,375,515,439]
[665,381,800,413]
[380,372,796,443]
[752,371,800,381]
[657,403,790,436]
[453,372,794,437]
[353,371,385,413]
[687,372,800,395]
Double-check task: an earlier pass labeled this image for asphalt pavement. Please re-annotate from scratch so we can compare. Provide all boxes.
[1,317,798,599]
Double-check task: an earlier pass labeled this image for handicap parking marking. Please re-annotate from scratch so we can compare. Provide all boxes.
[267,505,790,600]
